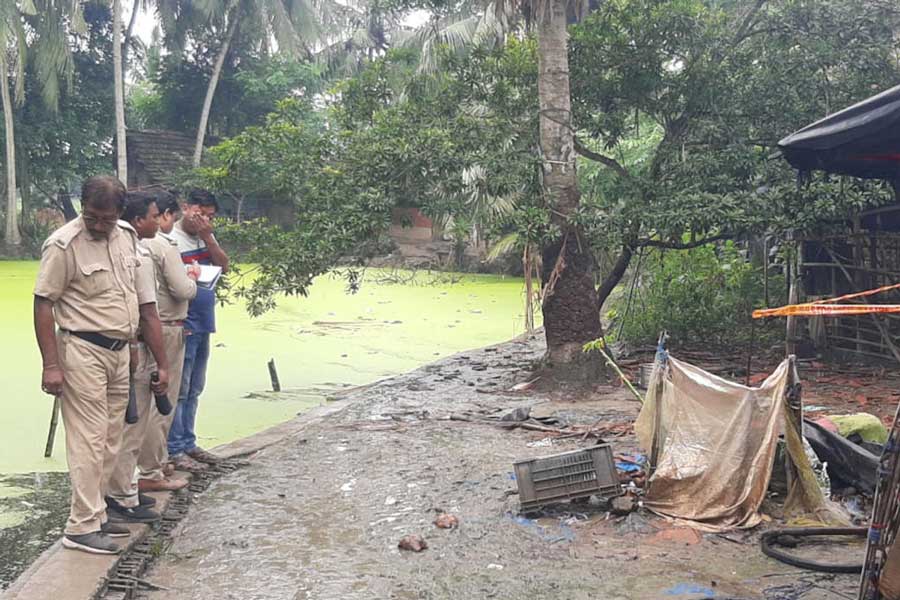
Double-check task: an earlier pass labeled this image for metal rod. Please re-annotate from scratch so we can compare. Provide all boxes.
[746,318,756,387]
[44,396,61,458]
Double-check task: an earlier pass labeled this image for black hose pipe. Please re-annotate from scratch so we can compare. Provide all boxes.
[760,527,866,573]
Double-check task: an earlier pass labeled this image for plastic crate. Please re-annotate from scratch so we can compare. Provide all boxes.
[514,445,621,511]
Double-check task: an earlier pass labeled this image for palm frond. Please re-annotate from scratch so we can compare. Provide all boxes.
[402,0,512,75]
[486,232,520,262]
[31,0,80,112]
[192,0,229,23]
[69,0,87,34]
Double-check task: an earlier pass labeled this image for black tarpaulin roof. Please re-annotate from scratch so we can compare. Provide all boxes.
[778,84,900,180]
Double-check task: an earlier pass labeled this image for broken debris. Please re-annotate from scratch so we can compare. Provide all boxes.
[433,513,459,529]
[610,496,637,516]
[398,535,428,552]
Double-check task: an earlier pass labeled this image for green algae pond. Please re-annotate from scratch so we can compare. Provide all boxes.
[0,261,535,475]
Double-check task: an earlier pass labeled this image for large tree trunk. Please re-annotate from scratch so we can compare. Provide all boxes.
[113,0,128,184]
[1,52,21,246]
[193,15,238,167]
[536,1,602,380]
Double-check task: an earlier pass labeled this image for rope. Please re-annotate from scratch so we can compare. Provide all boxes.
[811,281,900,305]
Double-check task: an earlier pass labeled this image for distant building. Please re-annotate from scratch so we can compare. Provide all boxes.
[390,207,437,242]
[779,84,900,362]
[124,129,196,189]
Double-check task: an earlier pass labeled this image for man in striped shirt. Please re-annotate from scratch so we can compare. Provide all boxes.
[167,189,229,471]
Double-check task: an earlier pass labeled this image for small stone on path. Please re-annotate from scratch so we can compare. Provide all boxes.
[398,534,428,552]
[433,514,459,529]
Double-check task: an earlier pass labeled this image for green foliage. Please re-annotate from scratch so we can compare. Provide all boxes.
[6,3,114,210]
[130,26,325,137]
[195,98,392,314]
[190,37,545,310]
[130,0,900,325]
[569,0,900,256]
[614,242,783,348]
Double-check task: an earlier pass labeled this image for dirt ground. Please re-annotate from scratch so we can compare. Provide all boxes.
[141,334,865,600]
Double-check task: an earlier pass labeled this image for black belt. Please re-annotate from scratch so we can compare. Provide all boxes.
[62,330,129,351]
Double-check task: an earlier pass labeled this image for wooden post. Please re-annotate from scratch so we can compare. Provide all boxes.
[523,245,534,333]
[783,355,803,493]
[786,239,800,357]
[268,359,281,392]
[44,396,61,458]
[648,332,668,479]
[763,236,770,308]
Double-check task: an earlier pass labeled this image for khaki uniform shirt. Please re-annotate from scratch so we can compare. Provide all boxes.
[117,221,158,308]
[34,217,143,340]
[147,232,197,322]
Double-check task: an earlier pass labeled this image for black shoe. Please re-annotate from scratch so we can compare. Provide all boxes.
[106,497,162,524]
[63,532,120,555]
[138,492,156,508]
[101,521,131,538]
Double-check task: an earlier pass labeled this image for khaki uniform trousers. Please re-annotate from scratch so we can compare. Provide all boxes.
[108,325,186,507]
[58,333,130,535]
[138,325,186,482]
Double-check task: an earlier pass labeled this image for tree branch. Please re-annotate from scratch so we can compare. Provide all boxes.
[732,0,767,47]
[574,137,630,179]
[597,244,634,310]
[639,233,730,250]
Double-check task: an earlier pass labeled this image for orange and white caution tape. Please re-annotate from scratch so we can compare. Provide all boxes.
[753,304,900,318]
[753,280,900,319]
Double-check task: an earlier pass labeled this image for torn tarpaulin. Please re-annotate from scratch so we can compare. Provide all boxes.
[635,356,847,531]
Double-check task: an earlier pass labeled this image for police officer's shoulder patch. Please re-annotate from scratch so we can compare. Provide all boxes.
[158,231,179,247]
[117,219,142,252]
[117,219,139,238]
[45,218,83,250]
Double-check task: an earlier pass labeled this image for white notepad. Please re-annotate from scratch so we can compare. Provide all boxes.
[191,265,222,289]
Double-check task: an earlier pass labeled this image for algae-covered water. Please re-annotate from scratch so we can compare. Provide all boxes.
[0,262,534,475]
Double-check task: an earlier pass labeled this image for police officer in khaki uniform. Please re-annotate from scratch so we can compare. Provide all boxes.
[33,176,167,555]
[136,191,199,490]
[107,192,180,521]
[107,191,196,512]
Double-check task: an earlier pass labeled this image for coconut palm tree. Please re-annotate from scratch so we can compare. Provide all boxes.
[416,0,602,375]
[527,0,604,376]
[151,0,332,166]
[112,0,128,182]
[0,1,33,246]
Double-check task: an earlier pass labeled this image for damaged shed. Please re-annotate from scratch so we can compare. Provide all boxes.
[778,84,900,362]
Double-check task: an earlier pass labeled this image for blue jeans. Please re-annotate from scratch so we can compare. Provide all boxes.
[167,332,210,457]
